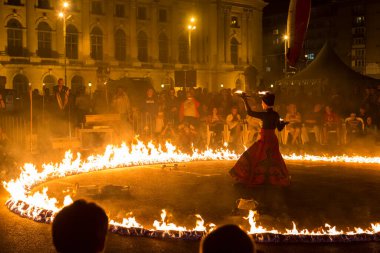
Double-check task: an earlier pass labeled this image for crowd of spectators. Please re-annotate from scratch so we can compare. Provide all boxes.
[1,82,380,153]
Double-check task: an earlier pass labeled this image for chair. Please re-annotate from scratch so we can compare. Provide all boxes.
[301,124,321,144]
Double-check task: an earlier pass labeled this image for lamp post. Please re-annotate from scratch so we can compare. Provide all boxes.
[59,1,70,87]
[187,17,196,65]
[283,34,289,76]
[59,1,72,139]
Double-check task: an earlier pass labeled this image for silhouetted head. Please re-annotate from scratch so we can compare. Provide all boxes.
[52,199,108,253]
[58,78,64,86]
[200,224,255,253]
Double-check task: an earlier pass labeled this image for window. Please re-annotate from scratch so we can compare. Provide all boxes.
[37,22,52,58]
[305,53,315,60]
[91,1,103,15]
[115,29,126,61]
[6,0,22,6]
[37,0,50,9]
[6,19,23,56]
[115,4,125,17]
[13,74,29,99]
[43,75,57,94]
[355,16,365,25]
[231,16,240,28]
[178,35,188,64]
[158,9,167,23]
[137,31,148,62]
[71,75,84,96]
[90,27,103,60]
[158,32,169,63]
[66,25,79,59]
[137,6,147,20]
[230,37,239,65]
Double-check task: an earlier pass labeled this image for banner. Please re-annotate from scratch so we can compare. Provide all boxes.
[286,0,311,67]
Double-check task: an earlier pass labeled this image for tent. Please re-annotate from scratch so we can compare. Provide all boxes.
[278,42,379,90]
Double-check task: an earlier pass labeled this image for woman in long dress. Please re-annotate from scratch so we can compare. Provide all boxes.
[229,92,290,187]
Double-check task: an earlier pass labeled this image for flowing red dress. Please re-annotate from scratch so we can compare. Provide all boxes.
[229,107,290,187]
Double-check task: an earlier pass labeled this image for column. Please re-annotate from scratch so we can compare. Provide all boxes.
[26,0,37,57]
[241,9,248,65]
[224,7,231,64]
[82,0,91,61]
[0,2,6,55]
[105,1,114,62]
[150,3,158,63]
[129,0,137,61]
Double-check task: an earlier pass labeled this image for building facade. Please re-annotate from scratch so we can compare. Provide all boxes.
[0,0,266,98]
[263,0,380,85]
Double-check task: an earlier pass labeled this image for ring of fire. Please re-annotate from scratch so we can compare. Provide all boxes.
[4,141,380,243]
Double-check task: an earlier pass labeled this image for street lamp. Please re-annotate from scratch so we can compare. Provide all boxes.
[187,17,196,65]
[58,1,70,87]
[283,34,289,75]
[59,1,72,138]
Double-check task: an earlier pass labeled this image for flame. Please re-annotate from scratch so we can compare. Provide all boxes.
[3,141,380,241]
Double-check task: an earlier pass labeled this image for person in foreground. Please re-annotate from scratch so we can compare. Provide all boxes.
[52,199,108,253]
[200,224,257,253]
[230,92,290,186]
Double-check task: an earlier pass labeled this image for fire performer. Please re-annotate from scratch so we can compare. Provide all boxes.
[230,91,290,186]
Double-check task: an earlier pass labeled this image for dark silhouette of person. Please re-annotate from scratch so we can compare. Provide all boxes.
[200,224,256,253]
[52,199,108,253]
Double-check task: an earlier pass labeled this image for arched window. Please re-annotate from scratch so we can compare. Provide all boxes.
[66,25,79,59]
[13,74,29,99]
[158,32,169,63]
[37,22,52,58]
[137,31,148,62]
[43,75,57,94]
[7,0,22,5]
[115,29,126,61]
[6,19,23,56]
[90,27,103,60]
[178,35,188,64]
[71,75,84,96]
[230,37,239,65]
[37,0,51,9]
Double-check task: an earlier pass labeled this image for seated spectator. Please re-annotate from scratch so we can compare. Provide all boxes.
[345,113,364,143]
[245,101,262,145]
[364,116,377,136]
[284,103,302,145]
[301,103,323,144]
[357,105,369,123]
[226,106,242,148]
[322,105,341,145]
[200,224,256,253]
[52,199,108,253]
[208,107,224,146]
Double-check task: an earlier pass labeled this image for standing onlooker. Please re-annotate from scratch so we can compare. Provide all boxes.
[165,88,179,125]
[52,78,70,136]
[0,93,5,111]
[179,88,200,127]
[52,200,108,253]
[112,87,131,121]
[200,224,256,253]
